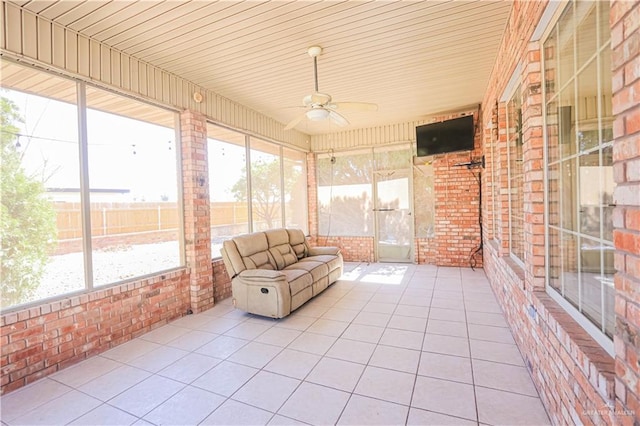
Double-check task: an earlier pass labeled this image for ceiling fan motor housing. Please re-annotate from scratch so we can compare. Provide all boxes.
[284,44,377,130]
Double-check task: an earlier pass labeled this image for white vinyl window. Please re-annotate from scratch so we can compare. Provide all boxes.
[507,86,524,264]
[543,0,614,354]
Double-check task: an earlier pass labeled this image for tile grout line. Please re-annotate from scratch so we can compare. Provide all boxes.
[460,269,483,426]
[405,265,437,425]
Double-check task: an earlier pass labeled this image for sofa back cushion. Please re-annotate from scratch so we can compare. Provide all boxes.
[287,229,309,259]
[265,229,298,270]
[221,240,245,277]
[233,232,276,271]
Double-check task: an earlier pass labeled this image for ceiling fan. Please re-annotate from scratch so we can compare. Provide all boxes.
[284,46,378,131]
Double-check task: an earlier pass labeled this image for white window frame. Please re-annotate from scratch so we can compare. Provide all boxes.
[540,0,614,356]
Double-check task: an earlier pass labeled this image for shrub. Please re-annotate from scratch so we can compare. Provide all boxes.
[0,96,57,308]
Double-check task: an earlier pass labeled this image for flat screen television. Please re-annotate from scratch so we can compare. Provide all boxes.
[416,115,475,157]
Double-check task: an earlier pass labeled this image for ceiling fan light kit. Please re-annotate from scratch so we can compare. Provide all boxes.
[306,108,330,121]
[283,45,378,131]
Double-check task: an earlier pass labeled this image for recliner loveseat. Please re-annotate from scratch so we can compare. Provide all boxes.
[220,228,343,318]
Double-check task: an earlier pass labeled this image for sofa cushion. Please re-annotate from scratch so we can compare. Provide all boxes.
[287,229,309,259]
[265,229,298,269]
[279,269,313,296]
[284,261,329,284]
[234,232,276,270]
[221,240,246,276]
[299,254,342,273]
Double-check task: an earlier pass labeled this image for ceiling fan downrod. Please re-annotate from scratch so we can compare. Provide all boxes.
[308,46,322,93]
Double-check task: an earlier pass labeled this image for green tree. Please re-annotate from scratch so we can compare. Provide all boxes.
[1,96,57,308]
[231,159,299,230]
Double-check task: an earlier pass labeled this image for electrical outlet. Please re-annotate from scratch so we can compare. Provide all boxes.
[528,304,538,322]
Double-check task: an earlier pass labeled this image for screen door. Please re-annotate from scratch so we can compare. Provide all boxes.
[373,169,414,262]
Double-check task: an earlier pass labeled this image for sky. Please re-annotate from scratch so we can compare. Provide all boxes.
[5,88,179,202]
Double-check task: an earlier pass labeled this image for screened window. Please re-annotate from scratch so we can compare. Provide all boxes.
[85,87,182,286]
[544,0,614,352]
[207,127,309,256]
[283,148,308,234]
[0,59,183,311]
[507,87,524,263]
[1,61,81,309]
[317,149,374,237]
[207,124,249,258]
[250,138,283,232]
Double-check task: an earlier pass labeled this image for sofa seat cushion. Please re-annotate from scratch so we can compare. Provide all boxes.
[279,269,313,296]
[284,261,329,284]
[299,255,342,273]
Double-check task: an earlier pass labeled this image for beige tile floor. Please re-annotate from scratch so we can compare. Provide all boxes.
[1,263,551,425]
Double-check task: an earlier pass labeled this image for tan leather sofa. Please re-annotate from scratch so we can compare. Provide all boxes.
[220,228,343,318]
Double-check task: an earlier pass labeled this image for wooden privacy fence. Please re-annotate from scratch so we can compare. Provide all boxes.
[54,201,249,240]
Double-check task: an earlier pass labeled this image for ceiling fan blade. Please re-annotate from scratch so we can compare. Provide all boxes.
[328,110,349,127]
[284,112,307,130]
[330,102,378,112]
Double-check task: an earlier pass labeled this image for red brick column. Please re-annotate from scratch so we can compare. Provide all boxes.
[611,0,640,420]
[306,152,318,238]
[181,110,213,313]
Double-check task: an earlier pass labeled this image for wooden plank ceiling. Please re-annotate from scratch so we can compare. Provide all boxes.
[10,0,513,135]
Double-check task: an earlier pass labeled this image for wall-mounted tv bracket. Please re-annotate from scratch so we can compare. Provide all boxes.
[454,155,485,169]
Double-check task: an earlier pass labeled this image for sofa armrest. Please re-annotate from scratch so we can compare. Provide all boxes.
[232,269,292,318]
[237,269,286,282]
[308,246,341,256]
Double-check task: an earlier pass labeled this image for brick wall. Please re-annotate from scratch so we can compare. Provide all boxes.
[430,125,483,268]
[0,110,217,395]
[611,0,640,420]
[484,243,615,424]
[415,238,437,265]
[478,0,639,424]
[310,236,375,263]
[0,270,190,395]
[212,258,232,301]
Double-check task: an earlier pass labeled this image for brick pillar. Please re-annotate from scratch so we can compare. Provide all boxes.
[181,110,213,313]
[522,42,546,290]
[306,152,318,238]
[611,0,640,421]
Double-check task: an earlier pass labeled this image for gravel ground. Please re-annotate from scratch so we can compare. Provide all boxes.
[35,241,182,300]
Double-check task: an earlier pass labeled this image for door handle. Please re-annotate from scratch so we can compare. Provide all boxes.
[373,208,395,211]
